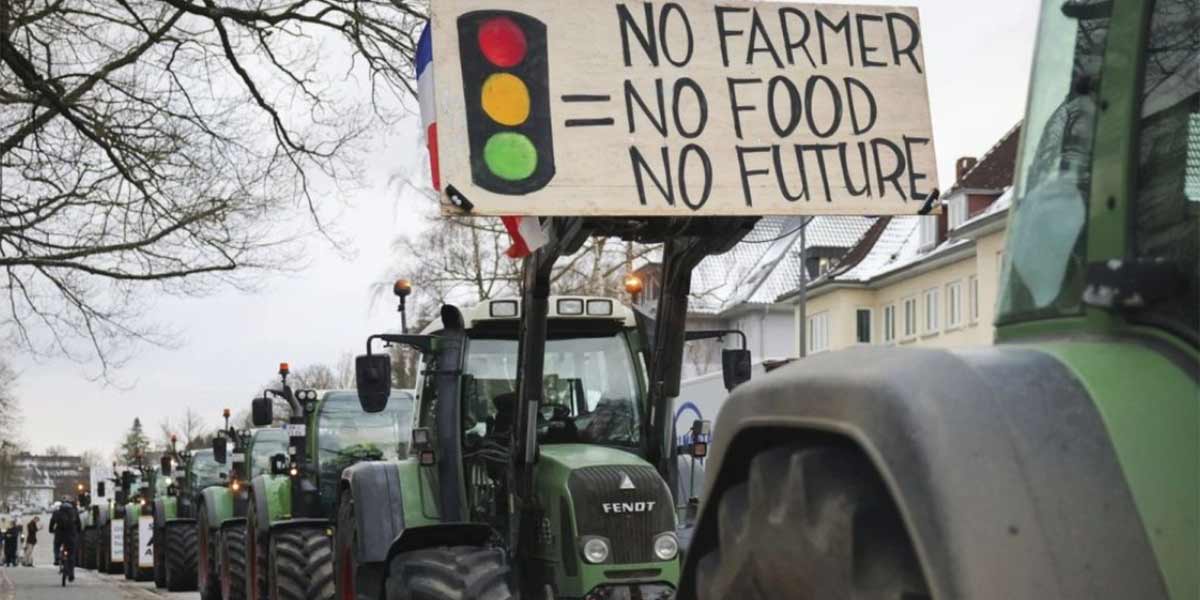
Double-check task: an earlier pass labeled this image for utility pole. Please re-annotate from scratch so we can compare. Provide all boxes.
[797,220,808,358]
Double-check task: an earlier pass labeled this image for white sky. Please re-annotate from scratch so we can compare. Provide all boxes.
[11,0,1040,457]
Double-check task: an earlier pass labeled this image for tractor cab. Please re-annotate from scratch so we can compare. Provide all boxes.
[312,390,413,514]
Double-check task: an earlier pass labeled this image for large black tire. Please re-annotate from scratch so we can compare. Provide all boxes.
[270,526,335,600]
[124,520,135,580]
[384,546,512,600]
[198,510,221,600]
[692,444,929,600]
[247,501,270,600]
[81,529,97,570]
[221,526,248,600]
[98,525,109,573]
[335,496,382,600]
[154,525,167,588]
[165,523,200,591]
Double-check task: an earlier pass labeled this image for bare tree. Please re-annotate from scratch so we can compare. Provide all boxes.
[0,0,425,371]
[42,445,69,456]
[290,364,339,390]
[159,407,211,451]
[0,358,18,441]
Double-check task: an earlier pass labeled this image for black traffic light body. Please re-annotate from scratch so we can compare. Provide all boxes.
[457,10,556,195]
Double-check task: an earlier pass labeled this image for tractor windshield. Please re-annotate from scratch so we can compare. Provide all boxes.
[249,429,288,478]
[316,391,414,506]
[463,331,643,448]
[188,450,225,489]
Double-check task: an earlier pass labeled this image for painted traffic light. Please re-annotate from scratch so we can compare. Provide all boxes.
[457,11,555,194]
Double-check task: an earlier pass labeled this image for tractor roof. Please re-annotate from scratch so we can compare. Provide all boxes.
[420,296,636,334]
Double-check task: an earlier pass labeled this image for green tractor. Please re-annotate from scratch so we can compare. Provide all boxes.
[208,423,289,600]
[676,1,1198,599]
[97,467,137,575]
[152,439,226,591]
[76,485,95,570]
[122,462,170,581]
[338,285,732,599]
[244,363,414,600]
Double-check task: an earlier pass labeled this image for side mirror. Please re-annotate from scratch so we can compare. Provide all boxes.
[159,456,172,475]
[252,396,274,427]
[212,437,227,464]
[689,419,711,458]
[97,481,106,497]
[721,349,752,391]
[355,354,392,413]
[269,453,289,476]
[121,471,134,489]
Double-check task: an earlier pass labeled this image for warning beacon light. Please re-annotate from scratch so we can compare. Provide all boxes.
[457,11,555,194]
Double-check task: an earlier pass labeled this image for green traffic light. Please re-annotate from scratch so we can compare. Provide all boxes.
[483,132,538,181]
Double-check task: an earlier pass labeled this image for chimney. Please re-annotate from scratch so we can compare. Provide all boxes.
[955,156,978,181]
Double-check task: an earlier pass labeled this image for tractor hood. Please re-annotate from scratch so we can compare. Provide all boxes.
[538,444,651,471]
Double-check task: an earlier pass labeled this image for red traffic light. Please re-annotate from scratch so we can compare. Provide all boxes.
[478,17,527,67]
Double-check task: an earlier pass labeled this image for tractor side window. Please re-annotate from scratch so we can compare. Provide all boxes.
[250,431,288,478]
[316,391,412,507]
[998,0,1110,324]
[1130,0,1199,341]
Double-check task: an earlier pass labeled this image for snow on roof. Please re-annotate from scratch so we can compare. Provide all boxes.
[958,186,1014,230]
[689,216,873,314]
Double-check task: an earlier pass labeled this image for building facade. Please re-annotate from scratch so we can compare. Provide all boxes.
[781,125,1020,356]
[1,453,88,511]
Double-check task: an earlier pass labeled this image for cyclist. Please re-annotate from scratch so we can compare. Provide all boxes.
[48,498,80,583]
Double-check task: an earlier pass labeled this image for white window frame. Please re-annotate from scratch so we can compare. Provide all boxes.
[923,287,940,335]
[948,194,968,229]
[902,297,918,340]
[855,308,873,344]
[883,304,896,343]
[807,312,831,354]
[946,280,963,329]
[968,275,980,323]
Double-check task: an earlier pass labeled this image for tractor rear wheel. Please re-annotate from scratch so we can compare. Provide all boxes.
[384,546,512,600]
[165,522,200,591]
[269,526,335,600]
[98,526,110,573]
[247,502,270,600]
[124,521,136,580]
[335,495,382,600]
[198,510,221,600]
[154,524,167,588]
[693,443,929,600]
[81,529,97,570]
[221,526,248,600]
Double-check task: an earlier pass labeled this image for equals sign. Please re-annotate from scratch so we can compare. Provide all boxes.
[561,94,614,127]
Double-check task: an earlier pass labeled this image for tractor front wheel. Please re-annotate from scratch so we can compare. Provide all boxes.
[165,522,199,591]
[269,526,335,600]
[692,443,930,600]
[198,510,221,600]
[246,501,270,600]
[81,528,97,570]
[220,525,248,600]
[154,525,167,588]
[335,495,382,600]
[384,546,512,600]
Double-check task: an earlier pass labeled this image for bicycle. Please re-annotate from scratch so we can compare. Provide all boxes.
[59,542,74,586]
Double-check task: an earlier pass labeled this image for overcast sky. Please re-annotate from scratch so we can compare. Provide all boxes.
[12,0,1041,457]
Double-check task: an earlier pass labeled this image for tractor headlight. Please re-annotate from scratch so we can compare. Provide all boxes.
[653,532,679,561]
[581,536,610,564]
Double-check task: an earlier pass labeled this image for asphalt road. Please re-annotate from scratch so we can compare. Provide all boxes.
[0,514,199,600]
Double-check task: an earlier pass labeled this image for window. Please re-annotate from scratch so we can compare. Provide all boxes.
[855,309,872,344]
[883,305,896,343]
[807,312,830,354]
[946,281,963,329]
[968,275,980,323]
[923,288,940,334]
[902,297,918,339]
[918,215,938,249]
[949,195,968,229]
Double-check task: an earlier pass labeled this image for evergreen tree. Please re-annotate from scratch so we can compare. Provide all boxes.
[119,418,151,467]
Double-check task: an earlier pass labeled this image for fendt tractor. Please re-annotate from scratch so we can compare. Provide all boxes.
[212,425,289,600]
[674,2,1199,600]
[336,274,739,598]
[153,438,227,591]
[244,364,414,600]
[97,467,138,575]
[123,460,169,581]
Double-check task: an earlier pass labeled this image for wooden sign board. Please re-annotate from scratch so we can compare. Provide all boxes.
[428,0,938,216]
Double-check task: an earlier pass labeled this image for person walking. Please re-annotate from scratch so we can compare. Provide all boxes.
[3,519,19,567]
[23,516,38,567]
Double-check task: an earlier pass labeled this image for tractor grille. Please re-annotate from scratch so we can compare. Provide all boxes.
[567,465,673,564]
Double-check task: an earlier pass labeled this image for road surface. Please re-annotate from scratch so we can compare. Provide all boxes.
[0,514,199,600]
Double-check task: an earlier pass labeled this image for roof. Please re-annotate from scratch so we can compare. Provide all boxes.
[945,123,1021,196]
[420,296,637,333]
[689,216,874,314]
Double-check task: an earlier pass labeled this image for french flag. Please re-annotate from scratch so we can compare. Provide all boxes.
[416,24,548,259]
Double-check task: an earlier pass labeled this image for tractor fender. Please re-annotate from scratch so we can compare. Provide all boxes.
[383,523,494,567]
[250,475,291,535]
[340,461,407,563]
[678,345,1168,600]
[93,504,110,528]
[152,498,172,531]
[201,486,235,532]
